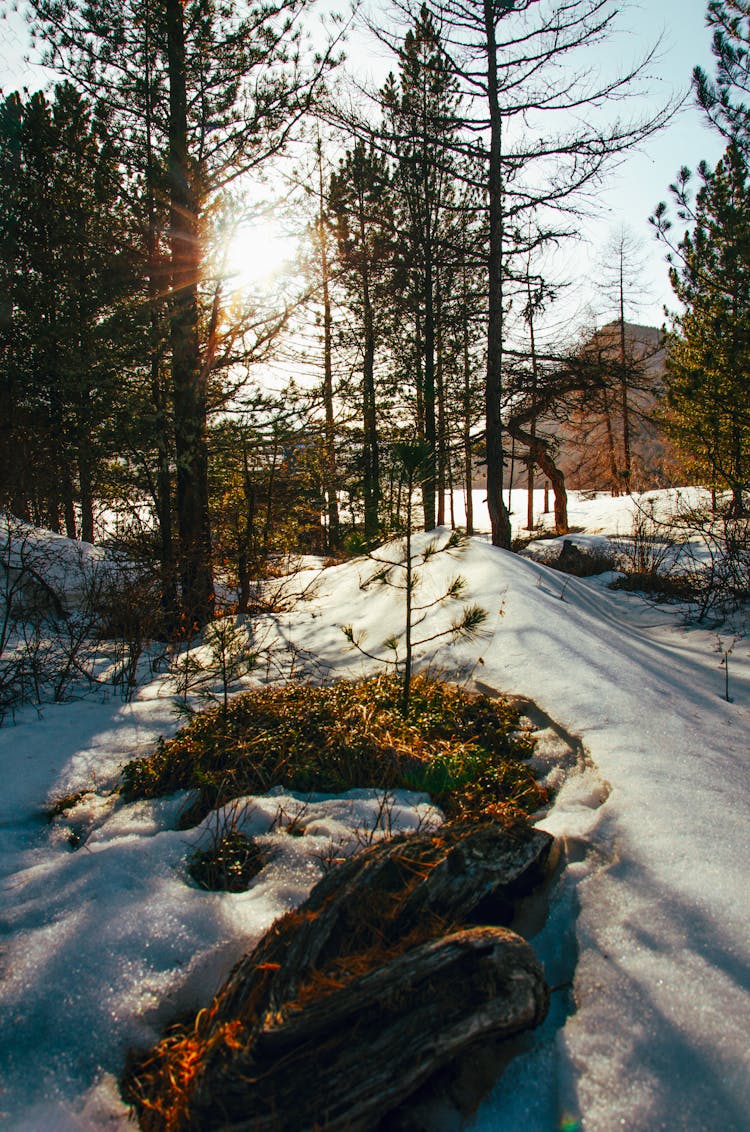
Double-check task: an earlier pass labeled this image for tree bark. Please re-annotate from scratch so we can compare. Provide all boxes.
[618,257,631,491]
[601,388,621,497]
[436,275,446,528]
[317,139,340,549]
[422,248,437,530]
[362,266,379,542]
[144,5,177,625]
[79,455,94,543]
[526,275,539,531]
[509,421,569,534]
[462,258,475,536]
[191,928,548,1132]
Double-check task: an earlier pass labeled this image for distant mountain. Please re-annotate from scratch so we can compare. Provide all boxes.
[483,322,681,495]
[554,321,677,492]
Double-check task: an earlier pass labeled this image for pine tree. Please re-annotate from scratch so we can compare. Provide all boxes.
[329,142,393,543]
[655,145,750,513]
[25,0,337,624]
[381,6,461,530]
[343,441,487,712]
[379,0,674,548]
[313,134,341,550]
[0,85,136,535]
[694,1,750,146]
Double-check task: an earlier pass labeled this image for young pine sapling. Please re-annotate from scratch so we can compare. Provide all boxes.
[343,443,487,711]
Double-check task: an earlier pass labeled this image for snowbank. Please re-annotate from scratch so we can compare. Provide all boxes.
[1,491,749,1131]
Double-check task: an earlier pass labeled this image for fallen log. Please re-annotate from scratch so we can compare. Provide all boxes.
[220,819,553,1022]
[190,927,548,1132]
[125,819,554,1132]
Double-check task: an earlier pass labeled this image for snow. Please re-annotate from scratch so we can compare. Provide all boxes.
[1,513,112,611]
[2,489,750,1131]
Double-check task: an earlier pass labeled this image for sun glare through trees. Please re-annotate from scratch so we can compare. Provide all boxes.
[222,215,300,297]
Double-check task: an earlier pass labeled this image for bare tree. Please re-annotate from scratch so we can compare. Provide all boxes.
[372,0,675,546]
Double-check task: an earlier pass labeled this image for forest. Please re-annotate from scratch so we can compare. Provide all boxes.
[2,0,747,635]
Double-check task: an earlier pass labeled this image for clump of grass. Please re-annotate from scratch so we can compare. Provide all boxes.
[609,571,697,600]
[188,831,266,893]
[46,790,89,820]
[121,675,544,826]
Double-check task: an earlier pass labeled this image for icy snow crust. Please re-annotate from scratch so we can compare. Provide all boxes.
[1,488,749,1131]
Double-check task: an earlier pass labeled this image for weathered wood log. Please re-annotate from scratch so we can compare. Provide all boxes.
[189,927,549,1132]
[125,819,554,1132]
[219,819,553,1023]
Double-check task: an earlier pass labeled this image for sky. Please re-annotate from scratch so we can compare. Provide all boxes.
[578,0,727,327]
[335,0,729,332]
[0,0,729,332]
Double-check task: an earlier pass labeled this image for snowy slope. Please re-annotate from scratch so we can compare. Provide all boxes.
[1,492,749,1131]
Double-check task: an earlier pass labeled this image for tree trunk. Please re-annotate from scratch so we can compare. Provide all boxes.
[509,422,569,534]
[601,388,620,497]
[317,140,340,549]
[262,435,279,559]
[462,260,475,536]
[166,0,213,629]
[731,424,746,516]
[618,262,631,491]
[362,287,379,543]
[62,468,77,540]
[191,928,547,1132]
[237,444,256,615]
[423,250,437,530]
[436,275,446,528]
[79,455,94,543]
[483,0,511,549]
[414,304,425,438]
[403,476,414,710]
[144,9,178,625]
[526,278,539,531]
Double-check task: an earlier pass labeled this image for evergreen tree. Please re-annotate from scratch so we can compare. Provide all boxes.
[694,0,750,147]
[312,134,341,550]
[0,85,136,536]
[26,0,337,625]
[381,6,461,530]
[329,141,394,543]
[655,146,750,513]
[380,0,674,548]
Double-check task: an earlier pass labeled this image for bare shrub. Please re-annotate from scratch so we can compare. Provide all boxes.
[610,502,680,578]
[609,494,750,618]
[0,516,67,720]
[544,539,617,577]
[0,514,167,720]
[95,566,165,701]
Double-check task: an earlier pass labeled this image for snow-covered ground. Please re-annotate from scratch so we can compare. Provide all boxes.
[1,489,749,1131]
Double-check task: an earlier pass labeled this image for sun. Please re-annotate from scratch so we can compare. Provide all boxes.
[222,217,298,296]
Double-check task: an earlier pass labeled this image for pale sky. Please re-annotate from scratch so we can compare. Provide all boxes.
[0,0,729,333]
[579,0,727,327]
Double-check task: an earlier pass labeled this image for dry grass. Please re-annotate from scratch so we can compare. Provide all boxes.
[119,679,548,1129]
[121,674,544,825]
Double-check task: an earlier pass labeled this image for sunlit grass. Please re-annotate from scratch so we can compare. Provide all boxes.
[121,674,546,825]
